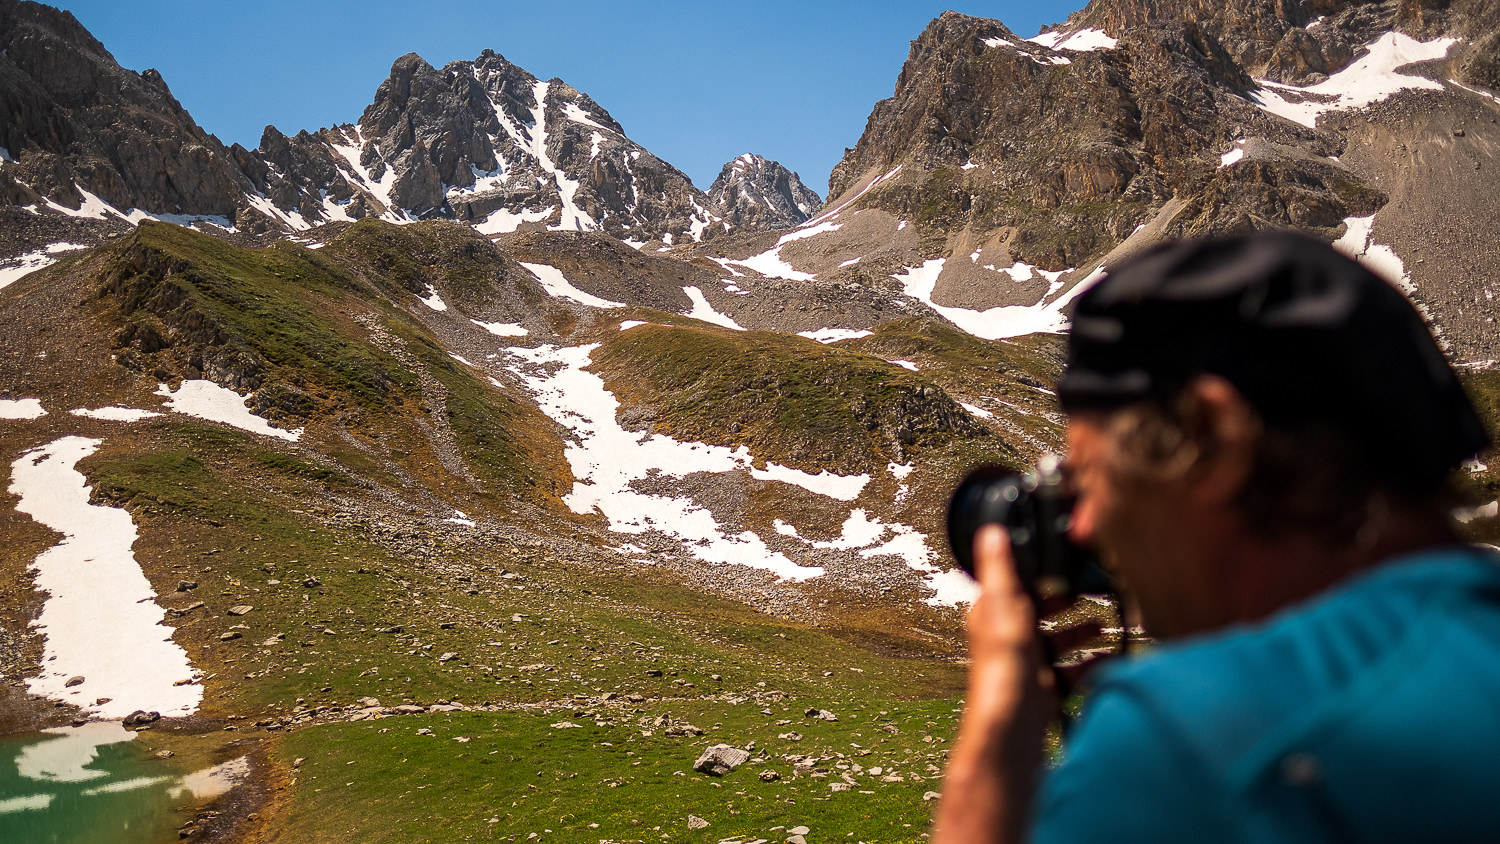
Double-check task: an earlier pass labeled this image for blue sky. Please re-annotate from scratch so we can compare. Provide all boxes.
[48,1,1085,196]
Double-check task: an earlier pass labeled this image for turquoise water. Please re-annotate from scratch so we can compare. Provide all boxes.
[0,723,193,844]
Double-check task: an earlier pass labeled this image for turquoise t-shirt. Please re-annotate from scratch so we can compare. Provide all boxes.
[1032,546,1500,843]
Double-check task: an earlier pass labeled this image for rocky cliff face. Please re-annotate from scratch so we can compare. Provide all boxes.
[253,50,729,244]
[822,2,1500,362]
[0,0,252,218]
[707,154,822,230]
[0,2,753,245]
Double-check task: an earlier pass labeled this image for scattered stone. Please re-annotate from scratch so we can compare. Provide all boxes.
[175,581,198,592]
[646,669,663,677]
[155,750,175,759]
[830,782,851,792]
[416,728,432,736]
[625,694,646,703]
[804,708,837,721]
[94,697,111,705]
[687,815,709,830]
[393,704,425,714]
[693,744,750,776]
[790,826,810,836]
[923,791,942,801]
[778,732,803,742]
[759,770,781,782]
[219,632,242,641]
[322,628,336,636]
[788,835,807,844]
[227,605,253,616]
[303,576,322,588]
[123,710,161,729]
[551,721,583,729]
[64,675,84,688]
[383,626,404,634]
[438,652,458,662]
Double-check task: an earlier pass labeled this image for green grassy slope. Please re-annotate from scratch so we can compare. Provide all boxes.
[590,318,990,475]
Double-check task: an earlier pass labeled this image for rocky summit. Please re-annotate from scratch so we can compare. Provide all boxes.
[0,1,1497,843]
[708,153,824,230]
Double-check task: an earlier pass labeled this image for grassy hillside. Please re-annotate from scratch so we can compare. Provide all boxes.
[67,415,965,844]
[94,220,566,511]
[591,318,989,475]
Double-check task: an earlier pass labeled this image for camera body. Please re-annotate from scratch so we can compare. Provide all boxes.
[946,457,1111,598]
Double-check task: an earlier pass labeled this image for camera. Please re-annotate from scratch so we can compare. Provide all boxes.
[946,456,1111,599]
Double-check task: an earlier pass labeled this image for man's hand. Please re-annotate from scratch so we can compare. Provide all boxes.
[932,525,1053,844]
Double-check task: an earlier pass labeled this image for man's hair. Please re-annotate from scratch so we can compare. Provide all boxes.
[1097,392,1457,547]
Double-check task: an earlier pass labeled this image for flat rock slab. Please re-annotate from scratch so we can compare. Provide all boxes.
[693,744,750,776]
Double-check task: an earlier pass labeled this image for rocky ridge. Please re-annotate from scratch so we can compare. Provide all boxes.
[707,153,823,230]
[817,0,1500,362]
[0,0,813,251]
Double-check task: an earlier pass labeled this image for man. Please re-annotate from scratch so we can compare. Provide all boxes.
[934,232,1498,843]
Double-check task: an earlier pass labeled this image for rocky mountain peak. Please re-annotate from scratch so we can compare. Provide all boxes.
[707,153,822,230]
[0,0,251,218]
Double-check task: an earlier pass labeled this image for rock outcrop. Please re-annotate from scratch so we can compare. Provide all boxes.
[707,153,822,230]
[0,0,252,217]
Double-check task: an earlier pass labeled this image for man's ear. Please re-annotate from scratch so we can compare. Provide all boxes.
[1176,375,1259,504]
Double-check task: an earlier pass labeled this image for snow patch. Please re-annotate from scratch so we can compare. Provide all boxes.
[682,286,745,330]
[1252,33,1457,128]
[619,320,650,331]
[0,242,87,292]
[156,381,302,441]
[10,438,201,717]
[1334,214,1415,294]
[797,328,873,344]
[1,397,46,419]
[897,259,1102,339]
[749,464,869,502]
[1028,28,1117,52]
[520,261,624,309]
[1220,146,1246,167]
[474,205,555,235]
[419,286,448,311]
[562,102,609,131]
[892,360,919,371]
[471,319,528,337]
[504,344,878,581]
[960,401,994,419]
[806,164,902,228]
[70,407,162,422]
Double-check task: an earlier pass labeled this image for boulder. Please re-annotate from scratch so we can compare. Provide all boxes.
[692,744,750,776]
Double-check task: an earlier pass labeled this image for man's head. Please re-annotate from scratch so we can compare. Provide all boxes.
[1055,232,1489,636]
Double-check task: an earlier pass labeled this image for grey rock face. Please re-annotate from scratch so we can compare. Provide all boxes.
[0,0,253,218]
[255,49,725,243]
[708,153,822,230]
[692,744,750,776]
[0,6,728,243]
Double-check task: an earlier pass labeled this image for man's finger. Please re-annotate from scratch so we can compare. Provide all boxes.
[974,524,1022,596]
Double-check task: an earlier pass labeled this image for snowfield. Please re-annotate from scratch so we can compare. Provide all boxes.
[502,343,974,604]
[1253,32,1457,127]
[10,437,202,718]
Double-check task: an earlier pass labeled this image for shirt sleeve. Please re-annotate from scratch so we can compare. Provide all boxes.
[1029,682,1236,844]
